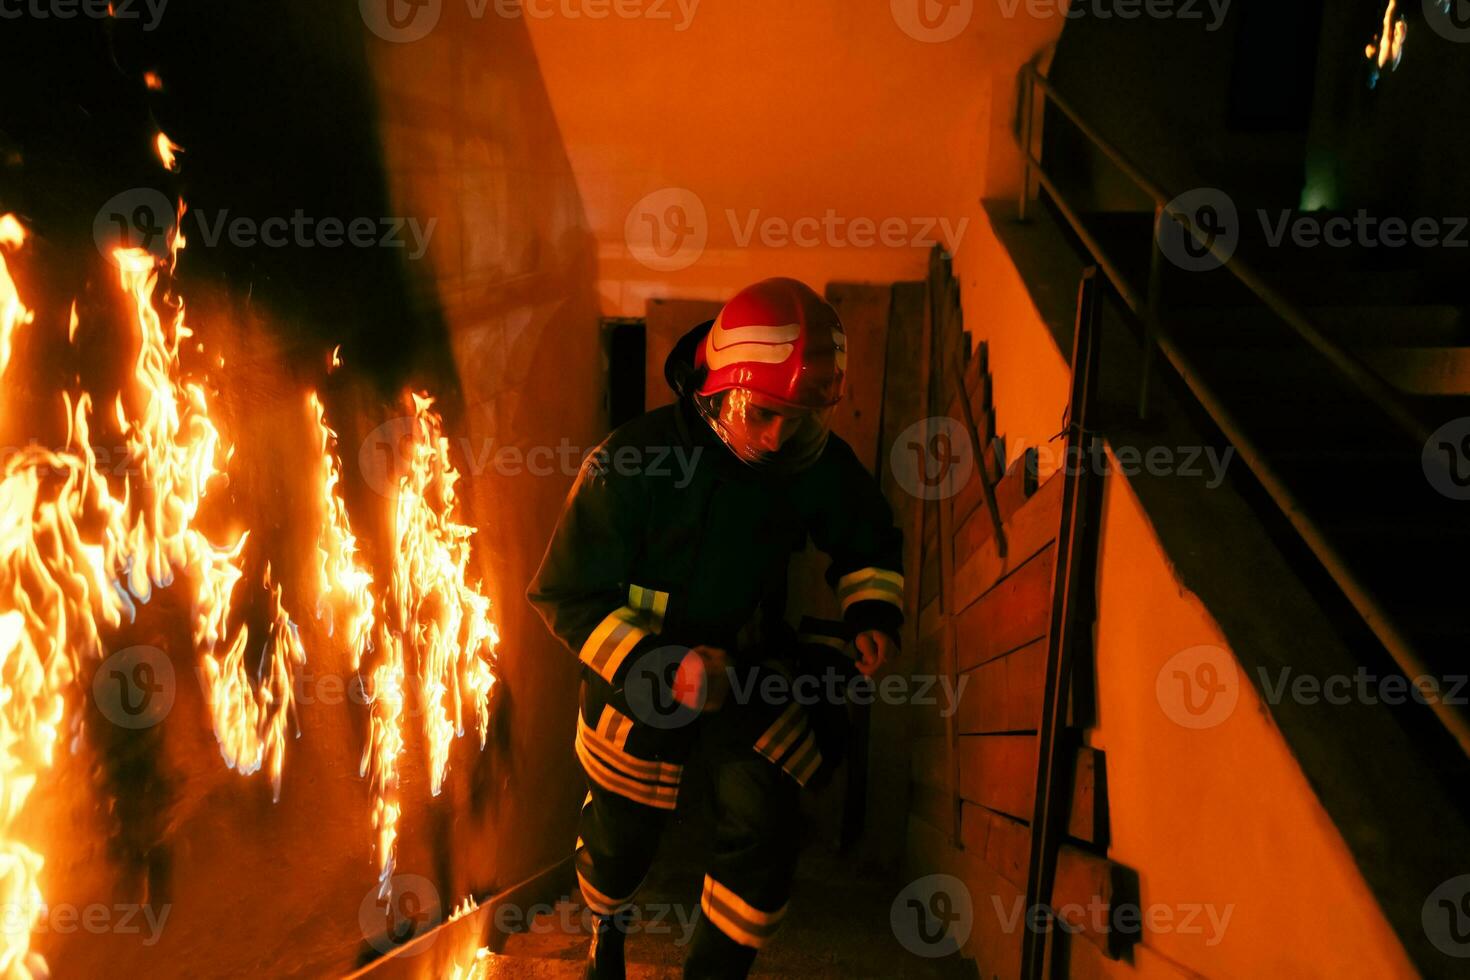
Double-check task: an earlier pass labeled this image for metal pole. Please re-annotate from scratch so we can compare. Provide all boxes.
[1138,202,1165,420]
[1018,67,1034,223]
[1019,268,1105,980]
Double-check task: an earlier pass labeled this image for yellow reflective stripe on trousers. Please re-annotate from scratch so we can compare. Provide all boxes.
[576,735,679,810]
[753,702,822,785]
[579,606,649,682]
[578,868,636,916]
[700,876,787,948]
[781,729,822,786]
[578,715,683,785]
[755,703,806,759]
[575,716,681,810]
[835,566,904,611]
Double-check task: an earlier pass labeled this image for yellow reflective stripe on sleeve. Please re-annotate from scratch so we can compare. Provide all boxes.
[835,567,904,611]
[579,606,650,682]
[578,869,637,916]
[700,876,787,948]
[595,704,635,750]
[627,583,670,630]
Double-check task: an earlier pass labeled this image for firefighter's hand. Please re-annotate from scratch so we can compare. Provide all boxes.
[854,630,896,677]
[674,646,731,713]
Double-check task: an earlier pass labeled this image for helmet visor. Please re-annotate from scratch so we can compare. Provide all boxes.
[694,387,833,475]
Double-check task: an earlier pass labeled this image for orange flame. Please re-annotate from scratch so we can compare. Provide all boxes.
[1366,1,1407,73]
[365,621,406,898]
[111,232,312,797]
[154,131,181,172]
[308,391,402,890]
[0,215,32,377]
[0,129,505,964]
[383,394,498,797]
[0,222,130,978]
[309,392,374,666]
[198,564,306,800]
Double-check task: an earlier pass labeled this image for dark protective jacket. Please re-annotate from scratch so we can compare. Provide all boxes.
[527,321,905,694]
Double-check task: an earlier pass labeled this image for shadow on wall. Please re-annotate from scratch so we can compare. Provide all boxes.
[2,3,598,977]
[362,0,607,946]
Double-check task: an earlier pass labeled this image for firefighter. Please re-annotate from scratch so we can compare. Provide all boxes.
[528,277,904,979]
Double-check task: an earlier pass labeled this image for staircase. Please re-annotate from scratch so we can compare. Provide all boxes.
[1002,55,1470,977]
[1070,199,1470,751]
[490,817,973,978]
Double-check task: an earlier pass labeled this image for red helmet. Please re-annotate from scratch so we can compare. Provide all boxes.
[695,278,847,409]
[692,279,846,473]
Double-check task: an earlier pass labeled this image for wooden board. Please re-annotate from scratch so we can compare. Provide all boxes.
[953,544,1057,674]
[907,818,1025,980]
[918,596,943,640]
[959,799,992,857]
[880,281,927,597]
[953,469,1063,613]
[643,297,722,410]
[985,809,1033,891]
[825,283,893,471]
[869,281,927,874]
[910,733,953,834]
[957,734,1036,821]
[1069,746,1107,849]
[962,802,1032,892]
[910,630,957,738]
[955,638,1047,735]
[1052,844,1140,960]
[954,447,1040,564]
[919,549,942,607]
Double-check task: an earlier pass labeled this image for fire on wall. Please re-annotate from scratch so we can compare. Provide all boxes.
[0,6,539,978]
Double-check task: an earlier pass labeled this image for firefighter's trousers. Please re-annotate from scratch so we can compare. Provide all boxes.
[573,654,839,978]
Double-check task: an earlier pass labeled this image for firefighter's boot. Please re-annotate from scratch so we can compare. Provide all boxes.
[585,912,627,980]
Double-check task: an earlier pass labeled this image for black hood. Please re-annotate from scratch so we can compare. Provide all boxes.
[664,319,713,401]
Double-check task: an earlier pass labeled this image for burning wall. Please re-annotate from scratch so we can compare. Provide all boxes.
[0,4,601,977]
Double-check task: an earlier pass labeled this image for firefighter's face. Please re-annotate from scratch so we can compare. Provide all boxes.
[719,389,811,454]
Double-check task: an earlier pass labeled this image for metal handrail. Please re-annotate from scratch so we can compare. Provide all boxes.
[1020,64,1431,445]
[1014,62,1470,756]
